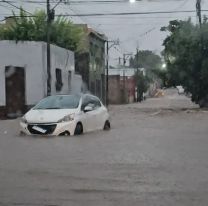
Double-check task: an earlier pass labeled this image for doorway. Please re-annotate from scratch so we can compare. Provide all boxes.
[5,66,25,118]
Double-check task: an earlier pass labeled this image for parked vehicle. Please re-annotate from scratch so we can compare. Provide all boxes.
[20,94,110,136]
[176,85,185,94]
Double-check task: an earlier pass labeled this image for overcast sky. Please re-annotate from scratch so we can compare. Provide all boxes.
[0,0,208,65]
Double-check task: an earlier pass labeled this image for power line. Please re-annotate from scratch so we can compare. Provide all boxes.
[83,15,196,19]
[1,0,33,15]
[0,17,6,21]
[2,9,207,19]
[1,8,207,18]
[0,2,13,10]
[0,0,137,4]
[55,9,208,17]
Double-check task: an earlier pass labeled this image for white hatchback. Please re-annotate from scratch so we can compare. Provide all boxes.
[20,94,110,136]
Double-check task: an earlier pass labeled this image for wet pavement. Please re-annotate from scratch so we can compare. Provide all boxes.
[0,89,208,206]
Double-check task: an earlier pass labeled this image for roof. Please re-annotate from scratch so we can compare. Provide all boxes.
[75,24,107,41]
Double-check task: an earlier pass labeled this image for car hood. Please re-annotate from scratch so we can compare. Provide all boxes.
[25,109,78,123]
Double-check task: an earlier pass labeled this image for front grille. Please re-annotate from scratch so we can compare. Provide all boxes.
[28,124,57,135]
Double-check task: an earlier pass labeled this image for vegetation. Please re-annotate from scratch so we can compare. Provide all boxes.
[134,70,149,102]
[130,50,166,99]
[0,9,83,51]
[161,19,208,107]
[129,50,162,71]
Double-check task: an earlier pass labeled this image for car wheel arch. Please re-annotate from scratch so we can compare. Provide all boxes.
[74,122,83,135]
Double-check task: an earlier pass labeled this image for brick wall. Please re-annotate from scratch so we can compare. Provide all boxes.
[108,75,136,104]
[108,75,121,104]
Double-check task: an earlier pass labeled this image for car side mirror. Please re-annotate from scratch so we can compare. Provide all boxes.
[84,105,93,113]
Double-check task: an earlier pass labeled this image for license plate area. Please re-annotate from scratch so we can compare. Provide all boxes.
[32,125,47,133]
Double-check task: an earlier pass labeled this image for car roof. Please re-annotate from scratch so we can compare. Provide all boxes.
[46,93,100,99]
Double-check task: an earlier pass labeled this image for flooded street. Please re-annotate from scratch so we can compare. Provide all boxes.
[1,89,208,206]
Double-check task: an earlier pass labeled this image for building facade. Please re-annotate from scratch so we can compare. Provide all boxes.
[75,25,106,103]
[0,41,75,118]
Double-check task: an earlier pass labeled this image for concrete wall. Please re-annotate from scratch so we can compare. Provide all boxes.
[108,75,136,104]
[108,75,121,104]
[0,41,44,106]
[0,41,74,107]
[42,43,75,96]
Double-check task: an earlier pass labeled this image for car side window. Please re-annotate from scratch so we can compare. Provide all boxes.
[87,96,97,110]
[89,96,101,110]
[81,96,90,111]
[93,98,101,109]
[81,95,101,111]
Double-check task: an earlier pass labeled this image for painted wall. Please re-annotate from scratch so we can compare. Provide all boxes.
[42,43,75,95]
[0,41,74,107]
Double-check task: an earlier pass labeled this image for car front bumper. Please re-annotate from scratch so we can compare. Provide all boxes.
[20,121,77,136]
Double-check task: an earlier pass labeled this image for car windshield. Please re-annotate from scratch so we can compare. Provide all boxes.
[33,95,81,110]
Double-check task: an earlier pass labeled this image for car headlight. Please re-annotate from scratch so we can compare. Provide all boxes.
[57,114,75,123]
[20,116,27,124]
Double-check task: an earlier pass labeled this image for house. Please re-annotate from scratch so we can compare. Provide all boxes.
[0,40,75,119]
[75,24,107,103]
[108,67,145,104]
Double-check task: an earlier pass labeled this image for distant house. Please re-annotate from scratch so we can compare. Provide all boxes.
[75,24,107,103]
[0,41,75,119]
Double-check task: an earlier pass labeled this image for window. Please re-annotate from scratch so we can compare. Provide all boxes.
[89,96,101,109]
[55,69,63,92]
[96,79,101,98]
[68,71,71,91]
[93,97,102,108]
[81,95,101,111]
[81,95,90,111]
[33,95,81,110]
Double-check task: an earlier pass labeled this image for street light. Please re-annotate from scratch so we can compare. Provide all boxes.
[129,0,136,3]
[162,63,166,69]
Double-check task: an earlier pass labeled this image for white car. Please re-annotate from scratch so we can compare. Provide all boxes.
[176,85,185,94]
[20,94,110,136]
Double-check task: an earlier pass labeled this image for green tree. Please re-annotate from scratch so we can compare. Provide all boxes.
[134,70,149,102]
[0,9,83,51]
[129,50,162,71]
[161,19,208,107]
[130,50,166,88]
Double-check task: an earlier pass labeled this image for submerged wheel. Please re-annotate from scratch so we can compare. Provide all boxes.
[74,123,83,135]
[103,120,111,130]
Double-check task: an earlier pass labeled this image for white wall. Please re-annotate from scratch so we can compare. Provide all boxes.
[0,41,44,106]
[41,43,75,95]
[0,41,75,107]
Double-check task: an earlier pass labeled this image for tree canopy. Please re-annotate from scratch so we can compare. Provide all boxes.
[0,9,83,51]
[161,19,208,106]
[129,50,162,71]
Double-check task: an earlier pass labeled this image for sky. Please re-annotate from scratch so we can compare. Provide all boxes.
[0,0,208,65]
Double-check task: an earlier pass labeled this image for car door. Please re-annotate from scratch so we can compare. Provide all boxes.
[80,95,97,132]
[91,97,105,130]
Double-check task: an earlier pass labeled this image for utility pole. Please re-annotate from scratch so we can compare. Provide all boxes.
[196,0,202,26]
[123,54,126,66]
[136,47,139,102]
[106,39,119,106]
[136,47,139,71]
[46,0,57,96]
[46,0,51,96]
[123,53,132,66]
[106,40,109,106]
[119,57,121,65]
